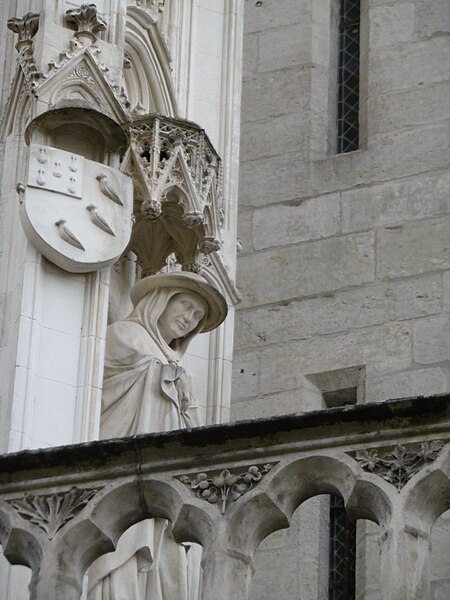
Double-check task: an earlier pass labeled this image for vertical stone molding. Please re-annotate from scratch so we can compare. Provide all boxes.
[7,12,42,90]
[135,0,167,23]
[379,523,432,600]
[201,547,254,600]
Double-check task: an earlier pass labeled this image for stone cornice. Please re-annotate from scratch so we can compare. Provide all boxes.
[1,394,449,486]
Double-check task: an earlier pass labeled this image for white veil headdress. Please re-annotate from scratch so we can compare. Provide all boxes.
[126,286,207,362]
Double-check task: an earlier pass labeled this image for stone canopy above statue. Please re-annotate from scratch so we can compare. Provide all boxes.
[121,114,224,276]
[5,6,227,281]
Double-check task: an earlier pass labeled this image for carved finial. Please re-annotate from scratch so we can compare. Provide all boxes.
[66,4,107,43]
[7,12,40,49]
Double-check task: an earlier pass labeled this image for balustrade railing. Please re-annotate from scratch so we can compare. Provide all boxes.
[0,394,449,600]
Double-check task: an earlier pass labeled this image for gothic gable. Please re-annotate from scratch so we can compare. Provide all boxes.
[35,50,130,124]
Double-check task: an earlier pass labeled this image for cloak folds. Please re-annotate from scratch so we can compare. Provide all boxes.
[88,286,204,600]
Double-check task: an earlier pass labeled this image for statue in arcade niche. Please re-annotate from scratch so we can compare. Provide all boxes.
[88,271,227,600]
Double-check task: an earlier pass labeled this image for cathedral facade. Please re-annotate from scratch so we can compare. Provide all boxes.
[0,0,449,599]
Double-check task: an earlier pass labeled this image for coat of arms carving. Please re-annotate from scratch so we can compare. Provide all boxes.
[19,144,133,272]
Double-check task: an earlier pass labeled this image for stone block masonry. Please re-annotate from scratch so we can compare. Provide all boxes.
[234,1,450,597]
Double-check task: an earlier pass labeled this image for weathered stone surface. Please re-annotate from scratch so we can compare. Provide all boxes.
[367,82,450,136]
[259,323,412,395]
[232,350,260,400]
[413,317,450,365]
[366,368,448,403]
[235,274,441,350]
[444,271,450,311]
[231,380,323,419]
[252,193,340,250]
[236,209,253,256]
[244,0,308,35]
[342,172,450,233]
[377,217,450,279]
[357,522,382,600]
[369,37,450,95]
[417,0,450,37]
[242,33,258,79]
[310,126,450,195]
[250,544,302,599]
[431,511,450,588]
[250,497,327,600]
[237,233,374,307]
[240,113,308,162]
[239,152,309,209]
[369,2,415,47]
[257,22,310,73]
[241,69,310,123]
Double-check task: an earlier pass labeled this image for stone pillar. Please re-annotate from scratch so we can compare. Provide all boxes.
[30,558,83,600]
[201,548,254,600]
[379,523,431,600]
[1,1,131,454]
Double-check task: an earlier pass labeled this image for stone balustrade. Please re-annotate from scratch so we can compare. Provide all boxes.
[0,394,449,600]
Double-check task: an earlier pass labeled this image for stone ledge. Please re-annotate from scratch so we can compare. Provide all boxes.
[1,394,449,479]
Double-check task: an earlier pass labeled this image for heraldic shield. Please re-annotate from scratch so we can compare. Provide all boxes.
[19,144,133,273]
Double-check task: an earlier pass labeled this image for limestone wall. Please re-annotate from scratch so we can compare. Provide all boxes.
[233,0,450,597]
[233,0,450,430]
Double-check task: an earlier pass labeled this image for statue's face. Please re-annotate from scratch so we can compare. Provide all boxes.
[158,292,207,344]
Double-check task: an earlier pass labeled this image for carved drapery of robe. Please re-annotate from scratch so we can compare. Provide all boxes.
[88,287,204,600]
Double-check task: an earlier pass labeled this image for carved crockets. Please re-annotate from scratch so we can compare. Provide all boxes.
[7,12,41,90]
[122,114,224,276]
[7,6,224,278]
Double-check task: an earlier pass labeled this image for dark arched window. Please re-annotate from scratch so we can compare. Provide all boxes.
[337,0,361,153]
[329,494,357,599]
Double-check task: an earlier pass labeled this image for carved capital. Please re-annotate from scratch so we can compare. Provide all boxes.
[7,12,40,49]
[66,4,107,41]
[354,440,444,491]
[179,464,276,514]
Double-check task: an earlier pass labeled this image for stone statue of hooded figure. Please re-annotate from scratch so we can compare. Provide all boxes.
[88,271,227,600]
